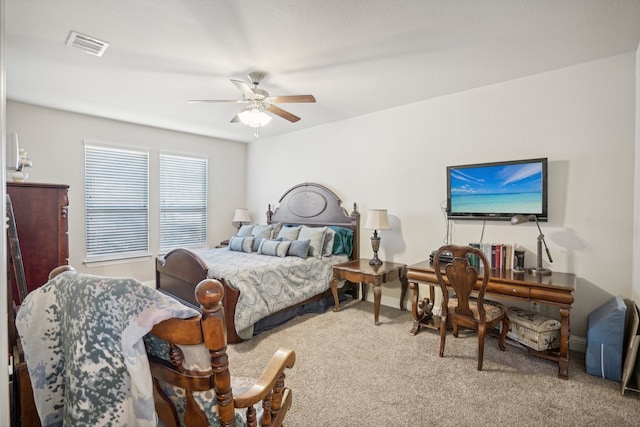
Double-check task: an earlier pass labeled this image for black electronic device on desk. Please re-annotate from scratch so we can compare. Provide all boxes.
[429,250,454,265]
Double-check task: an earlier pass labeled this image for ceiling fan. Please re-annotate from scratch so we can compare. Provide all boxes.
[188,72,316,137]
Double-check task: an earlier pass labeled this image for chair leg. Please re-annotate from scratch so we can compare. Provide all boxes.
[477,327,486,371]
[498,316,510,351]
[439,314,447,358]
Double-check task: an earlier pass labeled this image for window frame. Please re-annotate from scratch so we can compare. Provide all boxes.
[159,151,209,253]
[84,141,150,264]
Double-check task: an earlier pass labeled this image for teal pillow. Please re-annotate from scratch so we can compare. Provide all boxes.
[298,226,327,258]
[228,236,253,253]
[287,239,311,259]
[258,239,291,257]
[329,226,353,256]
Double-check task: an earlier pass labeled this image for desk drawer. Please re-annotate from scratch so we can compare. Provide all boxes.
[486,282,530,299]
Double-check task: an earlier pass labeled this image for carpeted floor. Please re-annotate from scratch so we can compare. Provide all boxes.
[227,298,640,427]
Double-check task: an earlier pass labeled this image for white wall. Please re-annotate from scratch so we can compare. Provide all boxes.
[247,53,636,341]
[6,101,247,282]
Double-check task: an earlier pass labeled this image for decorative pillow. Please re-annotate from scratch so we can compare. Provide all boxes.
[276,225,302,241]
[322,227,336,257]
[298,226,327,258]
[252,224,273,239]
[236,224,254,237]
[330,226,354,256]
[258,239,291,257]
[228,236,253,253]
[287,239,311,259]
[270,222,283,239]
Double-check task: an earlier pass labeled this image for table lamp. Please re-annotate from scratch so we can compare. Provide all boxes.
[232,208,251,231]
[364,209,390,265]
[510,214,553,276]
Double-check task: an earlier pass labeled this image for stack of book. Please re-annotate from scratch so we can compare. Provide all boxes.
[468,242,516,271]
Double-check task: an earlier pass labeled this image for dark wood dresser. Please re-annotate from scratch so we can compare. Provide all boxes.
[7,182,69,427]
[7,182,69,303]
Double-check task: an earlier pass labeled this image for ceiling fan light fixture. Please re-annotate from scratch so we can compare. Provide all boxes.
[238,106,272,128]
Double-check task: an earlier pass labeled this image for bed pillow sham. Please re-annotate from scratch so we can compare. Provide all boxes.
[277,225,302,241]
[252,224,273,239]
[322,227,336,257]
[236,224,254,237]
[228,236,254,253]
[298,226,327,258]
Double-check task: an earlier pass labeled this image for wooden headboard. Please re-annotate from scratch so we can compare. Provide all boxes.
[266,182,360,260]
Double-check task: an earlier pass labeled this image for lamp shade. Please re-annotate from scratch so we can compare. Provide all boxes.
[238,107,272,128]
[232,208,251,224]
[364,209,390,230]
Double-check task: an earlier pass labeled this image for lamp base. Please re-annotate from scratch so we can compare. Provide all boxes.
[369,234,383,265]
[369,254,383,266]
[528,267,552,276]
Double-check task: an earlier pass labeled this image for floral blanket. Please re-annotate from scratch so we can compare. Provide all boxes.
[15,271,199,427]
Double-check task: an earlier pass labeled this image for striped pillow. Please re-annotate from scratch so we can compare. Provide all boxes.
[258,239,291,257]
[228,236,253,253]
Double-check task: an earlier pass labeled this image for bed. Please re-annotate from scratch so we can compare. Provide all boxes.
[156,182,360,343]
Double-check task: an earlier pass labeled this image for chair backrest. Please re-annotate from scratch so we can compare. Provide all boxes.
[147,278,295,427]
[16,267,200,426]
[433,244,491,323]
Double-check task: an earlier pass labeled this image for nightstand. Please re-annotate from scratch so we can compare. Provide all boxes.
[215,239,230,248]
[330,259,408,325]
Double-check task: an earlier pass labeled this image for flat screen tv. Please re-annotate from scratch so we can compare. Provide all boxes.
[446,157,548,221]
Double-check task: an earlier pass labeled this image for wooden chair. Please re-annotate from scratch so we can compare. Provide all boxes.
[147,278,296,427]
[22,267,295,427]
[433,244,510,370]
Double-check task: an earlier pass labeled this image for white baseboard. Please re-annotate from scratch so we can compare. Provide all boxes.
[570,336,586,353]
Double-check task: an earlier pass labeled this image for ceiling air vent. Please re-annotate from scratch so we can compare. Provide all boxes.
[66,31,109,57]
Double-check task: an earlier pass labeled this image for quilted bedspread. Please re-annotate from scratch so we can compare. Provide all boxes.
[15,271,199,427]
[194,248,348,333]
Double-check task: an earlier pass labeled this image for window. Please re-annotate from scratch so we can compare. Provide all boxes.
[159,153,208,251]
[85,144,149,261]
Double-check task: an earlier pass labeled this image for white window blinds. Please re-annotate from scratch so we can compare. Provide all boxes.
[85,145,149,260]
[159,153,208,251]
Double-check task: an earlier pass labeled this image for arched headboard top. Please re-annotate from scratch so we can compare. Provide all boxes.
[267,182,360,260]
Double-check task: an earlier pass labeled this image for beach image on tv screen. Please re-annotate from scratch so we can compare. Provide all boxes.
[450,162,543,214]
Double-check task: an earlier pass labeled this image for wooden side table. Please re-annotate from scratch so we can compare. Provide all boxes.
[331,259,408,325]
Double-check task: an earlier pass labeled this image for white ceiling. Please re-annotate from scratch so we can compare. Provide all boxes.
[6,1,640,143]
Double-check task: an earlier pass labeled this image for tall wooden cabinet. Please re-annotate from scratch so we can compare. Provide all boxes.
[7,182,69,303]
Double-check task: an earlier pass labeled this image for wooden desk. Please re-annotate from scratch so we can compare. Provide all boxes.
[407,260,576,379]
[331,259,408,325]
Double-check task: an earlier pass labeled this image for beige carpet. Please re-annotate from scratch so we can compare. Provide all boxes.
[227,298,640,427]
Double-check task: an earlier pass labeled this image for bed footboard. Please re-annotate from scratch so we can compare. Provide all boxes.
[156,248,246,343]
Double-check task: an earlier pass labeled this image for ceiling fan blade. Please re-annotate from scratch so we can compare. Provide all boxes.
[269,95,316,103]
[187,99,243,103]
[265,104,301,123]
[231,79,256,98]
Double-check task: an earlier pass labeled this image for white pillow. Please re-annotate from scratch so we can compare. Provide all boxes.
[277,225,302,241]
[298,226,327,258]
[322,227,336,256]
